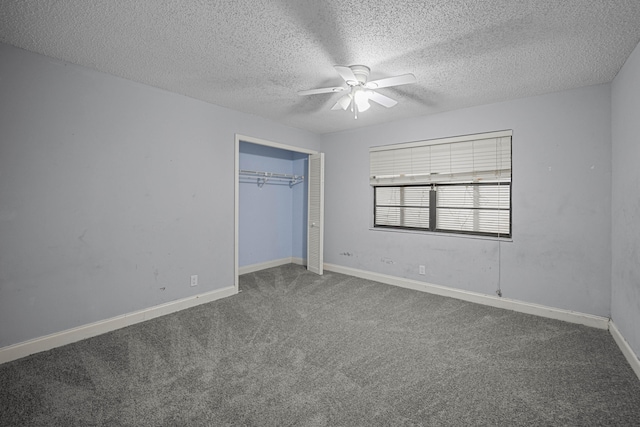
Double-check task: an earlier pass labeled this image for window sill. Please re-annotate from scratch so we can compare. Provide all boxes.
[368,226,513,242]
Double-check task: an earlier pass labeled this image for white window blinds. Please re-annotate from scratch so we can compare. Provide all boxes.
[436,184,510,235]
[371,131,512,237]
[375,186,430,229]
[370,130,512,186]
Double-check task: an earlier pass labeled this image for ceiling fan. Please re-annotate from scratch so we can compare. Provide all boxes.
[298,65,416,119]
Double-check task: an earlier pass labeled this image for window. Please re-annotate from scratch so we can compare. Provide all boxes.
[370,131,512,238]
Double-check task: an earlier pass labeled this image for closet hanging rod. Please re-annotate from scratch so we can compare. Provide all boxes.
[239,169,305,188]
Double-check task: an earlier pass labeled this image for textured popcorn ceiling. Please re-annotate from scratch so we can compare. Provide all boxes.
[1,1,640,134]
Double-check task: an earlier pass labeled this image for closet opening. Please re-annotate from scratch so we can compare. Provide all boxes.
[234,135,323,290]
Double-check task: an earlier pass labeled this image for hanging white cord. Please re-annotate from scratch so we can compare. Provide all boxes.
[497,237,502,297]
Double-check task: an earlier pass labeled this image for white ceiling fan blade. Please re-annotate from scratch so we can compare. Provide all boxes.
[368,91,398,108]
[331,94,352,110]
[365,73,416,89]
[334,65,358,85]
[298,87,344,96]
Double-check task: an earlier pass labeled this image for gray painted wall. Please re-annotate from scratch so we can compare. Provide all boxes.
[321,84,612,317]
[612,40,640,358]
[0,43,320,347]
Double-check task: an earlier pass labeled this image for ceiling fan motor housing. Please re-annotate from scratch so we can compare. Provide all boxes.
[349,65,370,85]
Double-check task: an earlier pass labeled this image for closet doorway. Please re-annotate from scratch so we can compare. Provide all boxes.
[234,135,324,290]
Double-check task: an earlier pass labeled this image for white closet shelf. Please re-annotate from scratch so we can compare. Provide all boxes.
[239,169,305,188]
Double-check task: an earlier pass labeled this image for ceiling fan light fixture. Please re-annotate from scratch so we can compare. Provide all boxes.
[356,100,370,113]
[331,94,352,110]
[354,89,371,112]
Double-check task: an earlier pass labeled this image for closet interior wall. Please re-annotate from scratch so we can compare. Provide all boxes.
[238,141,308,269]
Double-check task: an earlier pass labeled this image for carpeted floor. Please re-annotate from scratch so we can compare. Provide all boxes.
[1,264,639,426]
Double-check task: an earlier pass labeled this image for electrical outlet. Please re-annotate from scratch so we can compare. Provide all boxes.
[190,275,198,287]
[419,265,426,275]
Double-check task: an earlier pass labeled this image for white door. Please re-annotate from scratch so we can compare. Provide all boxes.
[307,153,324,275]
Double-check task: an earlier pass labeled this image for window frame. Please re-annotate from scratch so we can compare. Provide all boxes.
[373,182,511,238]
[370,130,512,239]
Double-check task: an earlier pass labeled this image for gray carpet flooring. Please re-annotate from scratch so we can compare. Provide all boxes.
[1,264,639,426]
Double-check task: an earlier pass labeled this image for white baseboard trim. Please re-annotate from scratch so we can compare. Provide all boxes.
[239,258,293,275]
[609,321,640,380]
[0,285,237,365]
[239,257,306,275]
[323,263,610,330]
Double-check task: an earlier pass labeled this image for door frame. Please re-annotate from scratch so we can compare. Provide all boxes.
[234,134,319,291]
